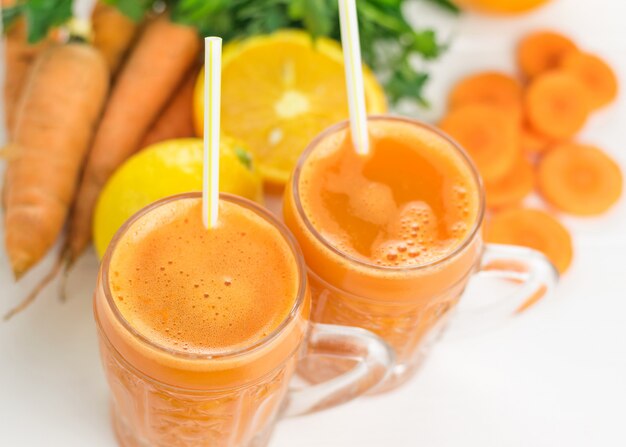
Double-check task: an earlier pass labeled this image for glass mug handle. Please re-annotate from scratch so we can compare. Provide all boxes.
[282,323,394,417]
[445,243,560,339]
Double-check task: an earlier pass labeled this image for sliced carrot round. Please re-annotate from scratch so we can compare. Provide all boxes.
[521,125,551,155]
[486,208,573,273]
[449,71,523,116]
[439,103,520,182]
[537,143,622,215]
[485,156,534,209]
[559,51,618,110]
[525,71,591,139]
[517,30,578,78]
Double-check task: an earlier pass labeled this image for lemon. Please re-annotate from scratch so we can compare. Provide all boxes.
[193,30,388,184]
[93,137,262,258]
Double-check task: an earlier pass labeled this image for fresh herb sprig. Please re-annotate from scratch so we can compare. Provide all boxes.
[2,0,73,42]
[425,0,459,14]
[168,0,457,105]
[1,0,459,105]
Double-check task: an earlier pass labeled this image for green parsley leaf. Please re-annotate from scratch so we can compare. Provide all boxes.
[288,0,334,38]
[424,0,460,14]
[22,0,73,43]
[106,0,154,22]
[385,61,430,106]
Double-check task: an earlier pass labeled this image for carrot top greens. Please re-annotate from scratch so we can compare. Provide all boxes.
[1,0,458,105]
[2,0,72,42]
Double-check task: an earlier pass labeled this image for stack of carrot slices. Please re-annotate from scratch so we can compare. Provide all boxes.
[439,30,622,274]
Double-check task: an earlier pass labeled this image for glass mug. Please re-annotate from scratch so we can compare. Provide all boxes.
[283,116,559,392]
[94,193,394,447]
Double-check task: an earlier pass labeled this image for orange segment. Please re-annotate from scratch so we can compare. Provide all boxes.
[517,31,578,78]
[486,208,573,273]
[524,71,591,139]
[193,31,387,184]
[439,103,520,182]
[559,51,619,110]
[485,156,534,209]
[448,71,523,117]
[537,143,622,215]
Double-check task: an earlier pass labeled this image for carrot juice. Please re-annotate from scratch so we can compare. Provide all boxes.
[95,192,394,446]
[284,116,485,390]
[95,194,309,447]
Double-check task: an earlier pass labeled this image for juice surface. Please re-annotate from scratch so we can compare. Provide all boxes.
[297,119,480,268]
[108,197,299,356]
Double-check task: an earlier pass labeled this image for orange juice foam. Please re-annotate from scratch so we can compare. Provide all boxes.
[298,119,479,269]
[108,197,299,356]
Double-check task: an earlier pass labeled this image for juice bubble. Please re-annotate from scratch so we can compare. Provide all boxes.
[453,185,467,199]
[368,199,463,267]
[450,221,468,238]
[348,181,396,226]
[408,248,420,258]
[372,240,404,264]
[389,201,438,242]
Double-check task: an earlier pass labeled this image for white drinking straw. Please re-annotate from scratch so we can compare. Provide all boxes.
[203,37,222,229]
[338,0,370,155]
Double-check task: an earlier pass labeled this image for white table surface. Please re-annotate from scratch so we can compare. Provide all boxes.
[2,0,626,445]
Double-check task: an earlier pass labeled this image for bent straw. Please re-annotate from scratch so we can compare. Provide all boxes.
[338,0,370,155]
[203,37,222,229]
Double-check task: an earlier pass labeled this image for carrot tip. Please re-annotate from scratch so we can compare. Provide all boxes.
[10,247,38,279]
[57,245,78,302]
[12,262,28,281]
[59,263,72,303]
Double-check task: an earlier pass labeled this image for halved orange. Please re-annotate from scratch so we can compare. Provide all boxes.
[193,30,388,184]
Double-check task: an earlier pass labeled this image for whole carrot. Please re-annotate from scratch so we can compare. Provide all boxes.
[139,66,198,148]
[91,1,139,75]
[67,16,200,263]
[4,42,109,278]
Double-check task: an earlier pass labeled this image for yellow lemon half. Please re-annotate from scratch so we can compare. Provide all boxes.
[194,30,388,184]
[93,137,262,258]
